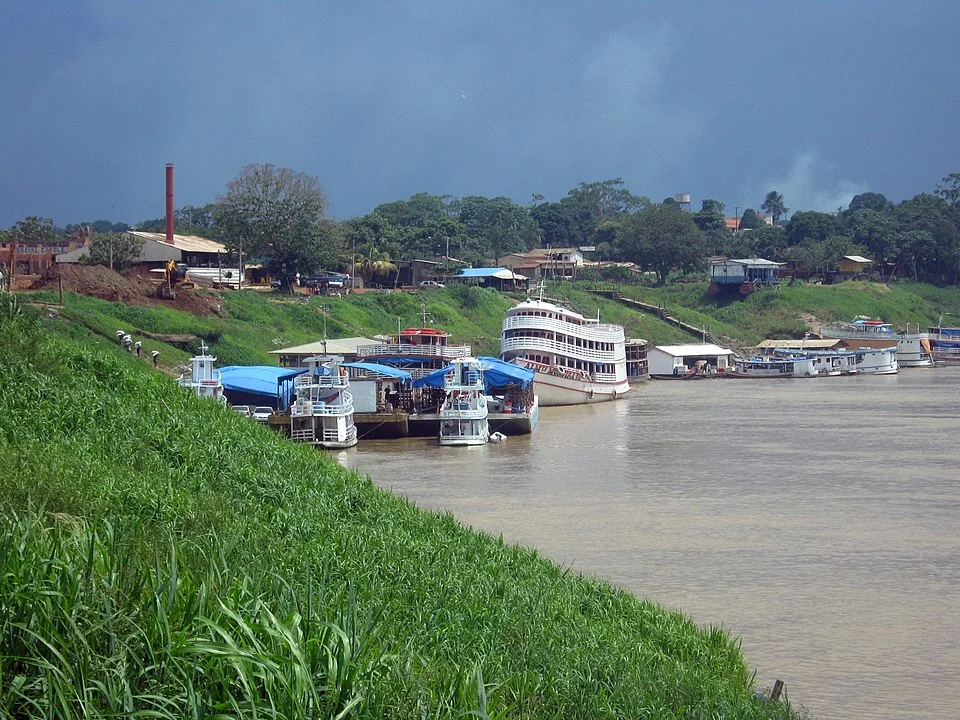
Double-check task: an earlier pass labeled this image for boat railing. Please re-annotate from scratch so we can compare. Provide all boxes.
[295,373,348,390]
[440,404,487,420]
[290,392,354,417]
[503,314,625,341]
[357,343,471,359]
[501,335,625,363]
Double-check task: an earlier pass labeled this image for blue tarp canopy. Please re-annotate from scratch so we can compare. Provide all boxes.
[341,362,413,381]
[412,357,534,391]
[219,366,307,409]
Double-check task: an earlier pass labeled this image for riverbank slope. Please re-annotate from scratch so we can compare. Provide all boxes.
[0,294,801,717]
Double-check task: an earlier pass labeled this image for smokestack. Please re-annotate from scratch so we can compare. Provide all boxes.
[165,163,174,244]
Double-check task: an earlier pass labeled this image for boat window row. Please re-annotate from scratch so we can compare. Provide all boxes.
[506,329,617,353]
[511,309,581,325]
[521,352,612,375]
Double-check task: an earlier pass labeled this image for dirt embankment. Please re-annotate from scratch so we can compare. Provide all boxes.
[30,265,223,317]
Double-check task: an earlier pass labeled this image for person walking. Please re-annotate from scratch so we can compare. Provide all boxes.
[151,350,160,368]
[123,334,132,352]
[135,341,142,358]
[116,330,125,344]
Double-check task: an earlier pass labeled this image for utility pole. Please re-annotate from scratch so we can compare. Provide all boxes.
[734,206,740,234]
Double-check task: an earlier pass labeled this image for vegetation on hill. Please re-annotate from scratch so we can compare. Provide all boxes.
[0,293,801,718]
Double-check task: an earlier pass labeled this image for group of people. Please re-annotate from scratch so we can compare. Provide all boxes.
[115,329,160,367]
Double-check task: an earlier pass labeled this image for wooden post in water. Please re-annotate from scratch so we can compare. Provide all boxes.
[770,679,784,702]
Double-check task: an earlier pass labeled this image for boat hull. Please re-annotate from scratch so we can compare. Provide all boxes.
[532,372,631,406]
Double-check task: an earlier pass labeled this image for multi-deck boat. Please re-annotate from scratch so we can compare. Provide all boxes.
[926,325,960,363]
[727,356,819,379]
[438,357,490,446]
[289,354,358,448]
[500,296,630,406]
[820,316,934,367]
[356,326,471,380]
[178,342,227,404]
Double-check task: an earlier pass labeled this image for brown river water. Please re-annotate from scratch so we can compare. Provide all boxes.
[337,365,960,719]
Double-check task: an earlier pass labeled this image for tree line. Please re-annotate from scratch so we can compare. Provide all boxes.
[4,167,960,287]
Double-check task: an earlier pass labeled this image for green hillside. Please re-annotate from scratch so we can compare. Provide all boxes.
[0,292,801,718]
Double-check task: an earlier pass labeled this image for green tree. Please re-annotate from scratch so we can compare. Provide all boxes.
[10,216,59,245]
[842,209,896,270]
[935,173,960,207]
[692,209,730,255]
[214,164,338,290]
[739,208,762,230]
[700,198,725,215]
[617,204,707,285]
[353,243,398,286]
[847,192,892,214]
[785,211,838,246]
[760,191,789,224]
[83,232,144,271]
[453,196,537,263]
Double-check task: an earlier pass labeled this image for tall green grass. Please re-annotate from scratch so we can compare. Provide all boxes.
[0,294,802,717]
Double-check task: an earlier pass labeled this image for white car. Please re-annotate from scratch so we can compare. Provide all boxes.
[251,406,273,422]
[232,405,251,417]
[419,280,445,289]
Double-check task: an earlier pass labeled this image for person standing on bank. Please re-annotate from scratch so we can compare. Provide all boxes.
[151,350,160,368]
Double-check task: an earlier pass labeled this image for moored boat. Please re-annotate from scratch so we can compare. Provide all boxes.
[820,316,934,367]
[851,347,899,374]
[178,342,227,404]
[727,356,819,379]
[500,294,630,406]
[926,325,960,363]
[437,357,490,446]
[289,354,358,448]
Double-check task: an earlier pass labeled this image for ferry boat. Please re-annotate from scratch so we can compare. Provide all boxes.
[500,295,630,406]
[178,342,227,404]
[289,354,358,448]
[438,357,490,446]
[770,348,858,376]
[727,356,819,379]
[925,324,960,363]
[819,316,934,368]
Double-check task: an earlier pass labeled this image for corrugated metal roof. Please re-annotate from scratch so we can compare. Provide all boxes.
[457,267,508,278]
[126,231,227,254]
[756,339,844,350]
[270,337,377,356]
[843,255,872,263]
[653,344,735,356]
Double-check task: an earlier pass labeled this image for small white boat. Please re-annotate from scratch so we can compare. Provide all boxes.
[727,356,819,379]
[178,342,227,404]
[289,355,358,448]
[490,431,507,443]
[439,357,490,446]
[851,347,899,375]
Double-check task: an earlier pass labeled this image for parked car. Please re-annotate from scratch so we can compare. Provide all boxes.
[251,406,274,422]
[271,279,282,288]
[419,280,445,289]
[232,405,251,417]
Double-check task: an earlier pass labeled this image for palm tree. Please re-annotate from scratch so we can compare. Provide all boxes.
[353,244,398,288]
[761,191,789,225]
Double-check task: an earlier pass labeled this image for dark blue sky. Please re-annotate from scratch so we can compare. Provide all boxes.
[2,1,959,228]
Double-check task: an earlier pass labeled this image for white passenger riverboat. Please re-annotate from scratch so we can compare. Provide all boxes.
[438,357,490,446]
[178,342,227,404]
[500,295,630,406]
[289,354,358,448]
[728,356,819,379]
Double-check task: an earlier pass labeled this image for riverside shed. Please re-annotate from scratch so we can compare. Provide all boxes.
[648,344,736,378]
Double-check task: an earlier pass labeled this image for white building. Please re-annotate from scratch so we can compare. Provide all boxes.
[648,344,736,378]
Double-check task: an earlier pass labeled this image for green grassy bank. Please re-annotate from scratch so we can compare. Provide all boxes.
[0,294,801,718]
